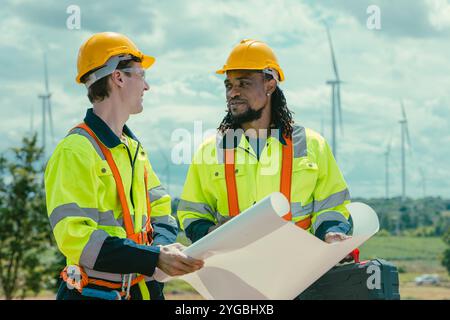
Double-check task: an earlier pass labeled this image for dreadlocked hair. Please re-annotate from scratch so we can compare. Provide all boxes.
[218,73,294,137]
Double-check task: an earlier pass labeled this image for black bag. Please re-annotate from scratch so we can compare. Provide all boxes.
[296,258,400,300]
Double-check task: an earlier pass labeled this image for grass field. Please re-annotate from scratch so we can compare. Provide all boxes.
[359,236,446,261]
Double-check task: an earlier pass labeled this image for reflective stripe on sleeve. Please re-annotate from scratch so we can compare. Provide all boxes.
[79,229,109,269]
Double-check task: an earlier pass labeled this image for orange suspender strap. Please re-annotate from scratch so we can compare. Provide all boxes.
[143,167,154,244]
[280,137,293,222]
[224,149,240,216]
[75,123,135,239]
[280,136,311,229]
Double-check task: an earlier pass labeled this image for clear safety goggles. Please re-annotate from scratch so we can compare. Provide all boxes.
[262,68,280,83]
[118,67,146,80]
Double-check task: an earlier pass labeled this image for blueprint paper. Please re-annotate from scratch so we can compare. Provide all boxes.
[154,192,379,300]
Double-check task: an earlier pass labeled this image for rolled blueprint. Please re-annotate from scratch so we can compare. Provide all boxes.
[154,192,379,299]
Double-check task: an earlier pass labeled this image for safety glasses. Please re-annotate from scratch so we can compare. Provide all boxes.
[118,67,146,80]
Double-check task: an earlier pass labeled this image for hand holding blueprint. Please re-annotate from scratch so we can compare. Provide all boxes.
[154,192,379,299]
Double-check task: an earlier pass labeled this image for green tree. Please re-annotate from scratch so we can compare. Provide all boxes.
[442,229,450,275]
[0,134,56,299]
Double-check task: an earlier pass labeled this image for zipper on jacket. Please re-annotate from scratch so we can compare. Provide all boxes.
[122,141,141,210]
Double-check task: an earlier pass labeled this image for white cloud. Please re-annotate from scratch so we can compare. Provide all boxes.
[427,0,450,31]
[0,0,448,198]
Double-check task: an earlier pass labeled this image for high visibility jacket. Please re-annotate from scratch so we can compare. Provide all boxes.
[45,108,177,299]
[177,124,351,242]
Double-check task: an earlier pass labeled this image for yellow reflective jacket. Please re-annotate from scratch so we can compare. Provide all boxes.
[177,125,351,242]
[45,108,177,297]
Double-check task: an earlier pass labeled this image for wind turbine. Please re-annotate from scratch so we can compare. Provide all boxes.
[38,53,54,156]
[325,26,343,160]
[399,101,411,202]
[384,132,393,199]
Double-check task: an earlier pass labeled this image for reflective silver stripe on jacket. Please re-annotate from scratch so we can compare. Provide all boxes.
[49,203,120,229]
[83,268,154,283]
[292,125,307,158]
[291,202,313,218]
[150,215,178,228]
[313,189,350,213]
[79,229,109,269]
[178,199,215,229]
[311,211,349,233]
[178,199,215,215]
[67,127,105,160]
[149,185,169,202]
[49,203,99,229]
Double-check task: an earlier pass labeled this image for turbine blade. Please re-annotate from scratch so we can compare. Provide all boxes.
[326,26,340,80]
[401,100,407,122]
[401,102,412,148]
[386,130,393,154]
[44,53,49,93]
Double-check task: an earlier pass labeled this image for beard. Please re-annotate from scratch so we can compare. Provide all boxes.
[229,105,265,125]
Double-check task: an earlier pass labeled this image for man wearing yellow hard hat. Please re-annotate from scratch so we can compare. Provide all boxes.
[178,39,353,247]
[45,32,204,300]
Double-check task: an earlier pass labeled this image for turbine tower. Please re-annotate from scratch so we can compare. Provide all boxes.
[384,133,393,199]
[38,53,54,156]
[325,26,343,160]
[399,101,411,201]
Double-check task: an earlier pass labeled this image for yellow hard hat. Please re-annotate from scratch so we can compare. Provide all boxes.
[216,39,285,82]
[76,32,155,85]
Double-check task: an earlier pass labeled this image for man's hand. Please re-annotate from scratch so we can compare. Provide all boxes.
[324,232,351,243]
[324,232,354,263]
[208,216,233,234]
[156,243,204,276]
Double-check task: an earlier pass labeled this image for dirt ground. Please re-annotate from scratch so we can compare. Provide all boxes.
[166,284,450,300]
[400,283,450,300]
[6,282,450,300]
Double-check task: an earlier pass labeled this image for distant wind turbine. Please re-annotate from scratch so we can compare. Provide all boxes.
[399,101,412,201]
[325,25,344,160]
[38,53,54,156]
[384,131,393,199]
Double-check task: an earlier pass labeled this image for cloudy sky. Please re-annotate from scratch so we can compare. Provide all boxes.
[0,0,449,199]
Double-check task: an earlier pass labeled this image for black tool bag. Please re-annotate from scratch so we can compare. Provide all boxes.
[296,258,400,300]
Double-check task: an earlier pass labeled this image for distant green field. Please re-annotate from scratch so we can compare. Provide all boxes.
[359,236,446,261]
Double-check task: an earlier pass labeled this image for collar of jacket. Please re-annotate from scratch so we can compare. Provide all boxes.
[219,126,287,149]
[83,108,139,148]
